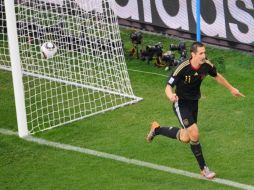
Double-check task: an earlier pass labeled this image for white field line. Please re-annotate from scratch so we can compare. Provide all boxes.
[128,69,168,77]
[1,128,254,190]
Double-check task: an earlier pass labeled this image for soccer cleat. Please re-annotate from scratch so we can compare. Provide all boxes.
[146,121,160,143]
[201,166,216,179]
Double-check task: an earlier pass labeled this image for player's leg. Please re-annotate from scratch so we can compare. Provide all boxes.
[146,123,190,143]
[179,128,190,143]
[172,99,193,143]
[186,101,206,171]
[186,123,206,170]
[146,121,182,142]
[184,122,215,178]
[147,100,191,143]
[147,124,189,141]
[186,101,216,179]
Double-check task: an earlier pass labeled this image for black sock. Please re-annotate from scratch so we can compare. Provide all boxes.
[155,127,180,139]
[190,141,206,170]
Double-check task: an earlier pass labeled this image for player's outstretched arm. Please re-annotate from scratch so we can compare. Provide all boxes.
[214,73,245,97]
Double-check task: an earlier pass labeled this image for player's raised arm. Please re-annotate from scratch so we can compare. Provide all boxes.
[214,73,245,97]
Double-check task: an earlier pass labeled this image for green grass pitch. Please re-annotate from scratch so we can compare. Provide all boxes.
[0,28,254,190]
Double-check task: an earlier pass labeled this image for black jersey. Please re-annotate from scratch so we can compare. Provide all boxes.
[167,59,217,100]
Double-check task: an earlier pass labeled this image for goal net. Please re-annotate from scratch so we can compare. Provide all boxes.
[0,0,10,70]
[2,0,142,135]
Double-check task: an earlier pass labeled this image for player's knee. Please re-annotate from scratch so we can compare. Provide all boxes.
[187,124,199,142]
[180,136,190,144]
[179,128,190,144]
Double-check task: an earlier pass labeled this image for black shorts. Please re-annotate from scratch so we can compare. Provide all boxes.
[173,99,198,128]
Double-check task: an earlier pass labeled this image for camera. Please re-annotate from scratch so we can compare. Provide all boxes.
[140,42,163,64]
[169,42,186,52]
[154,51,175,68]
[161,41,188,70]
[146,42,163,57]
[161,51,175,65]
[130,31,143,45]
[180,49,187,59]
[173,56,185,66]
[159,51,184,68]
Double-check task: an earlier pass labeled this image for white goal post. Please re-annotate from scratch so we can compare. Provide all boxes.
[2,0,142,137]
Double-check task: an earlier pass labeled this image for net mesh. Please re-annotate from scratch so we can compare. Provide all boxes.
[0,0,10,70]
[1,0,141,134]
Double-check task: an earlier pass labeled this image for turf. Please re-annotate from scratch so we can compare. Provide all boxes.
[0,28,254,190]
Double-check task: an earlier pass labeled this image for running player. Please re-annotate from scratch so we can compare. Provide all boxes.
[147,42,245,179]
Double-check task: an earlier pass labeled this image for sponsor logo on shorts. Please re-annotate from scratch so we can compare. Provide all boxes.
[183,119,189,126]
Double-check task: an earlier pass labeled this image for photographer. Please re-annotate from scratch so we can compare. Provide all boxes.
[141,42,163,64]
[129,31,143,58]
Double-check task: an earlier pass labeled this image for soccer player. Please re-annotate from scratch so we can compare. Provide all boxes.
[147,42,245,179]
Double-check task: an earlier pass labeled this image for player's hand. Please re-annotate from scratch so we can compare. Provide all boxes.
[230,87,245,97]
[169,94,179,103]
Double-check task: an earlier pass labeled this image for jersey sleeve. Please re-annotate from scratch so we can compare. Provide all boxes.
[166,66,182,87]
[206,60,218,77]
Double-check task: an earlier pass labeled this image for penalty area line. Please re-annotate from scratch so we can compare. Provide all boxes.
[0,128,253,190]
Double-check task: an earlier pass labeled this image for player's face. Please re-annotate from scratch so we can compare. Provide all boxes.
[192,46,206,65]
